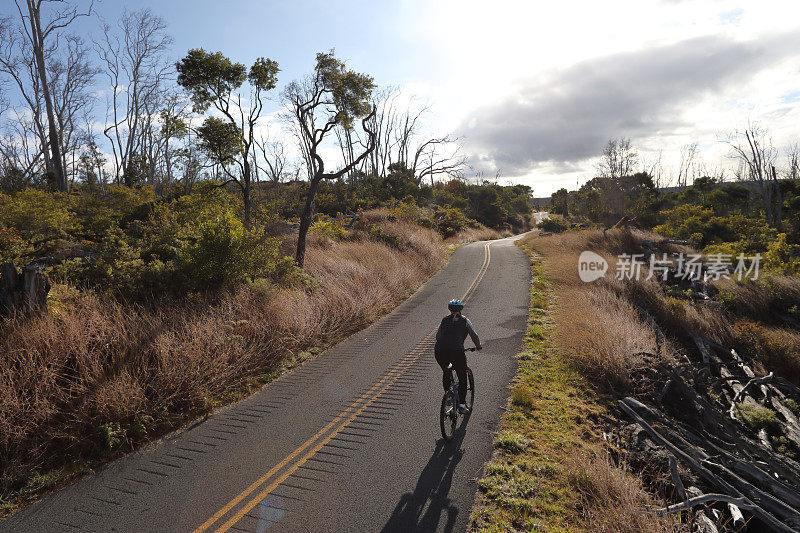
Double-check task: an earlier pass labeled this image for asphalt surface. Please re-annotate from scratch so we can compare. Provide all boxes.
[2,236,530,533]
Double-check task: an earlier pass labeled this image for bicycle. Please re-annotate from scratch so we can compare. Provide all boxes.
[439,347,476,441]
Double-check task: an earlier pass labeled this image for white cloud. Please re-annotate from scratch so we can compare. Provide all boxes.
[396,0,800,194]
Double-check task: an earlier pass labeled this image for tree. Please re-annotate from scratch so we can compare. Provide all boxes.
[13,0,91,191]
[283,50,376,267]
[159,95,189,183]
[597,137,638,180]
[786,142,800,181]
[727,124,780,228]
[2,2,93,190]
[551,188,569,216]
[177,49,279,225]
[677,142,698,189]
[97,9,172,186]
[255,135,289,196]
[596,137,639,215]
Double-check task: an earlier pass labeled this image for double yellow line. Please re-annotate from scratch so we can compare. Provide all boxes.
[194,241,493,533]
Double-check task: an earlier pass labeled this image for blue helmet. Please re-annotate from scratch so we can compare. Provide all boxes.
[448,299,464,312]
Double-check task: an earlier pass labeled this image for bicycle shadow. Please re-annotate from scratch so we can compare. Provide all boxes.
[380,413,472,533]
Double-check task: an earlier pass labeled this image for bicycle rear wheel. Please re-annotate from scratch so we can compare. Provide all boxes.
[465,368,475,409]
[440,391,457,441]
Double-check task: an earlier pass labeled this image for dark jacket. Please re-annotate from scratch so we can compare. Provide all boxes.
[435,313,480,351]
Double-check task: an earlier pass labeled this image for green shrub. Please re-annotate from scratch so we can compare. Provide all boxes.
[309,219,348,240]
[0,223,27,262]
[368,224,403,249]
[179,211,280,290]
[655,205,776,253]
[766,233,800,275]
[70,185,155,237]
[434,206,473,238]
[390,199,422,223]
[537,218,569,233]
[0,188,76,240]
[98,422,126,453]
[734,404,781,434]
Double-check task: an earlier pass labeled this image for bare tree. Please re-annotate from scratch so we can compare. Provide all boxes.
[11,0,92,191]
[96,8,172,186]
[409,134,465,186]
[677,142,699,188]
[255,135,288,187]
[157,93,188,184]
[597,137,638,180]
[727,124,779,226]
[368,86,402,178]
[0,15,50,179]
[644,149,670,189]
[49,35,98,185]
[1,9,96,190]
[786,142,800,181]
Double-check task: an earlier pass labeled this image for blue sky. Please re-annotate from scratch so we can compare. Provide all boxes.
[57,0,421,86]
[3,0,800,194]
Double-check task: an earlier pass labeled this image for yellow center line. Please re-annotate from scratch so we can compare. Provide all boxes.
[215,338,436,532]
[194,241,494,532]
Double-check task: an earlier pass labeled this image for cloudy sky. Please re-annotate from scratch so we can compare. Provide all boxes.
[3,0,800,195]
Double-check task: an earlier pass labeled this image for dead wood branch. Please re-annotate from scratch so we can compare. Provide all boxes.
[729,373,774,419]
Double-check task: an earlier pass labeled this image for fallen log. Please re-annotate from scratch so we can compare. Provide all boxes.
[655,493,791,532]
[728,502,745,529]
[729,373,774,419]
[657,366,683,404]
[695,510,719,533]
[773,311,800,331]
[685,327,712,371]
[677,421,800,496]
[619,397,799,533]
[668,453,688,501]
[702,458,800,529]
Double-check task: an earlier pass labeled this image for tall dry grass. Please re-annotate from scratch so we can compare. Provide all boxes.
[522,230,675,392]
[567,450,680,533]
[0,220,449,504]
[444,226,505,245]
[556,284,665,391]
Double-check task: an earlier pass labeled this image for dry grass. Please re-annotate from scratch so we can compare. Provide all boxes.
[566,450,677,533]
[733,320,800,384]
[556,284,664,391]
[715,275,800,319]
[445,226,506,245]
[522,230,675,392]
[0,219,452,512]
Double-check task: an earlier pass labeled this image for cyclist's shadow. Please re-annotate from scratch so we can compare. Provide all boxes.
[380,414,472,533]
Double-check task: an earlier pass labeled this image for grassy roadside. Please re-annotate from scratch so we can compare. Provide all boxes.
[469,242,671,532]
[469,244,601,531]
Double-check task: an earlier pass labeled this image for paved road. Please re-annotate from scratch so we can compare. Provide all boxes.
[2,236,530,533]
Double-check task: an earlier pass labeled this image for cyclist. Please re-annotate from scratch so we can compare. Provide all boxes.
[435,299,482,413]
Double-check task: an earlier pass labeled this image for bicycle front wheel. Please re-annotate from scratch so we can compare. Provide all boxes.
[465,368,475,409]
[440,391,457,441]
